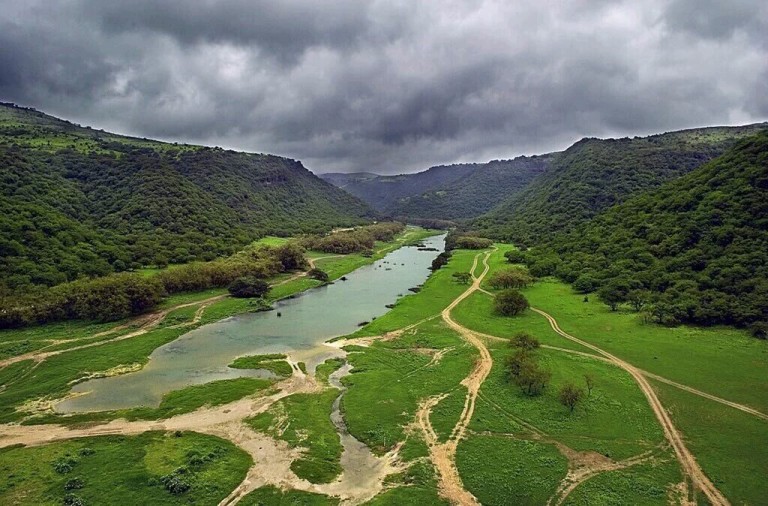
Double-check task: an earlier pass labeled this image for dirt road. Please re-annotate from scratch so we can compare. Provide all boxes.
[532,307,730,506]
[417,250,496,506]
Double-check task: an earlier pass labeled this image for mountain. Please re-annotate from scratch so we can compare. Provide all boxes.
[0,103,374,291]
[387,156,551,220]
[320,156,551,220]
[320,164,477,211]
[534,130,768,328]
[472,124,767,244]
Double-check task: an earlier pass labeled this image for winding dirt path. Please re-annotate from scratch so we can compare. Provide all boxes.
[531,307,730,506]
[416,250,495,506]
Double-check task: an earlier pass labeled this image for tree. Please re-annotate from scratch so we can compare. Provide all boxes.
[597,279,632,311]
[627,289,651,312]
[228,277,270,298]
[573,274,599,294]
[559,382,584,413]
[494,289,529,316]
[516,361,551,396]
[452,272,472,284]
[584,373,595,396]
[274,243,307,271]
[510,332,540,351]
[488,267,534,289]
[504,250,526,264]
[504,350,531,380]
[307,268,329,282]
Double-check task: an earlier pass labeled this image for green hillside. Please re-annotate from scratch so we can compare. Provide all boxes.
[321,156,551,220]
[472,124,767,244]
[388,155,551,220]
[529,131,768,328]
[0,103,374,292]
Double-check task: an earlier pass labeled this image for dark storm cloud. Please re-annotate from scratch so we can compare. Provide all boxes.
[0,0,766,174]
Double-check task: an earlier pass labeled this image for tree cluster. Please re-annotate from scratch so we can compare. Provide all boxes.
[509,132,768,330]
[494,289,530,316]
[504,333,551,396]
[299,222,405,254]
[488,267,534,289]
[0,243,302,328]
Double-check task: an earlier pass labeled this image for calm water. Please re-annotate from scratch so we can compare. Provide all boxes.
[58,234,445,412]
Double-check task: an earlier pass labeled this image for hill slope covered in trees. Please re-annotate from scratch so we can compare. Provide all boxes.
[321,156,551,220]
[387,155,551,220]
[472,125,767,244]
[319,164,478,211]
[526,130,768,329]
[0,103,374,292]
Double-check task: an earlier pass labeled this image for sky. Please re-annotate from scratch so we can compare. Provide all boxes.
[1,1,766,174]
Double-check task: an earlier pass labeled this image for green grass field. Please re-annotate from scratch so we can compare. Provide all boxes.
[522,279,768,413]
[0,431,250,505]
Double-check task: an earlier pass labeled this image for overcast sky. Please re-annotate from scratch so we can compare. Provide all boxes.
[1,1,766,174]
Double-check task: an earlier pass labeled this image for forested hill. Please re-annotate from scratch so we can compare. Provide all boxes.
[528,130,768,329]
[387,155,551,220]
[320,155,551,220]
[0,103,373,292]
[471,124,767,244]
[320,164,478,211]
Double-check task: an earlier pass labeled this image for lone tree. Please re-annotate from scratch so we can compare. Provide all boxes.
[494,289,529,316]
[307,268,329,282]
[510,332,540,351]
[559,382,584,413]
[488,267,534,289]
[228,277,270,298]
[584,373,595,396]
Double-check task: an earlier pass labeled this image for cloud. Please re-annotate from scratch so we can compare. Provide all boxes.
[0,0,766,174]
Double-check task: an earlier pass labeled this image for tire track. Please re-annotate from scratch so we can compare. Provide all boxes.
[531,307,730,506]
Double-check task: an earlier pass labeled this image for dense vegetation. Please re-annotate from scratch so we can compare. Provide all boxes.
[522,131,768,329]
[299,222,405,254]
[0,243,303,328]
[322,157,550,221]
[472,124,766,244]
[0,103,373,293]
[389,156,551,220]
[320,165,478,211]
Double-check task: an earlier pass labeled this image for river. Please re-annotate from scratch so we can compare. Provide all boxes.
[58,234,445,413]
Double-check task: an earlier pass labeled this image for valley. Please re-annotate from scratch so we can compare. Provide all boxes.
[0,105,766,506]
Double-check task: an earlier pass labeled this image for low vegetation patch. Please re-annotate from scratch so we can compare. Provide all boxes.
[0,432,250,505]
[229,354,293,377]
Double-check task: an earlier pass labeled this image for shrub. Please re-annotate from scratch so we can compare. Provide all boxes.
[750,322,768,340]
[64,477,85,490]
[228,277,271,298]
[509,332,540,350]
[62,494,84,506]
[454,236,493,249]
[52,456,78,474]
[494,290,529,316]
[160,468,192,495]
[307,268,329,282]
[488,267,533,289]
